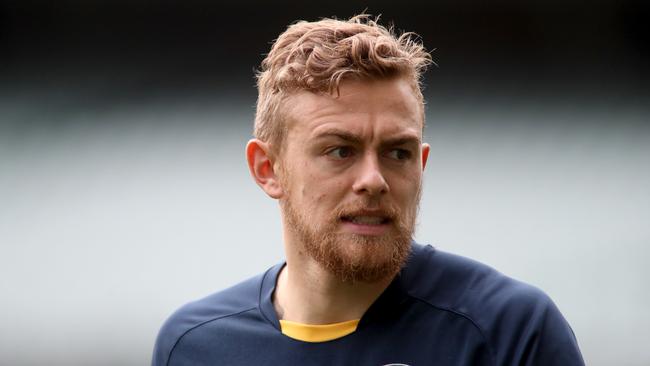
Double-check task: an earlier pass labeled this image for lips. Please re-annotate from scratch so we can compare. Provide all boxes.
[339,213,392,236]
[341,215,391,225]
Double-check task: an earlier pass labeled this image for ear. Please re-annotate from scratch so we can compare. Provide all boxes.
[246,139,284,199]
[421,143,430,170]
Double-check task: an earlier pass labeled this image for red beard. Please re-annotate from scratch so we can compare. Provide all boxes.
[282,193,418,283]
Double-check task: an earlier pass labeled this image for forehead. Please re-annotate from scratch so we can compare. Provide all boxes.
[282,77,424,141]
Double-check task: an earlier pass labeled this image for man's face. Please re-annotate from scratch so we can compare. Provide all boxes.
[277,77,429,283]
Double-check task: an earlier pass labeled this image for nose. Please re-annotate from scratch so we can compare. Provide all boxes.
[352,153,389,196]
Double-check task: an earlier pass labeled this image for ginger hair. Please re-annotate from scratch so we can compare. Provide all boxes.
[254,14,432,153]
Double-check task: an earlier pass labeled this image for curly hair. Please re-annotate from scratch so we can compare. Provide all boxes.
[254,14,432,152]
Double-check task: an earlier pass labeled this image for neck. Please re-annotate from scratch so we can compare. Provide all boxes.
[273,247,393,325]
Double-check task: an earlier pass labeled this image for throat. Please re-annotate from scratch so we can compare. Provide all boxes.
[272,262,392,325]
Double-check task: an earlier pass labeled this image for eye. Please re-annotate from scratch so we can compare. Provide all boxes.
[387,148,412,161]
[327,146,354,159]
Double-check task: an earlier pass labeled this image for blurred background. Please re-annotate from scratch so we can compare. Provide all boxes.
[1,0,648,365]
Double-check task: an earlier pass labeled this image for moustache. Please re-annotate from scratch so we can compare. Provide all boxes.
[333,202,401,222]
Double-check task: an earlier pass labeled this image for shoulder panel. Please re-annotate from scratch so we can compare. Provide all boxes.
[151,269,268,366]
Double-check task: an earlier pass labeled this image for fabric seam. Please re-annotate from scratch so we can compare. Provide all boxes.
[165,306,257,366]
[258,264,280,327]
[406,293,498,366]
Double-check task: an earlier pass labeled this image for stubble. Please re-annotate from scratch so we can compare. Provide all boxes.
[282,188,420,284]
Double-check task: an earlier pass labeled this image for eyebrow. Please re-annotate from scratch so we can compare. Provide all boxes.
[380,136,421,148]
[312,129,421,147]
[313,130,363,144]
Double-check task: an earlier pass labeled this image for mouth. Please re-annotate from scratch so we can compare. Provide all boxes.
[340,215,391,225]
[339,212,393,235]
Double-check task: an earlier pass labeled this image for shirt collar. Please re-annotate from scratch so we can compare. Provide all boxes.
[258,242,428,330]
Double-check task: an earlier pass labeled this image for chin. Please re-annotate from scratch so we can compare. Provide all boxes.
[324,234,412,284]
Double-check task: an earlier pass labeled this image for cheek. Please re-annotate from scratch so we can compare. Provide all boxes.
[305,177,348,207]
[391,171,422,199]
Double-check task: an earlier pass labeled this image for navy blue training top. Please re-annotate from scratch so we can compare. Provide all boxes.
[152,243,584,365]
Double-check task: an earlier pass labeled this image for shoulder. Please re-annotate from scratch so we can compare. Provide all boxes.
[151,268,270,366]
[405,244,546,312]
[404,244,584,364]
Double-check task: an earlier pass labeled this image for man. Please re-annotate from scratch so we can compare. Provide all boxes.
[152,15,584,365]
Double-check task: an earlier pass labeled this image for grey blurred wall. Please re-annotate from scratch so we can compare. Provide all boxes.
[1,1,649,365]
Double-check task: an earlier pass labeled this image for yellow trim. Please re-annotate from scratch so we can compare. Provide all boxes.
[279,319,360,343]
